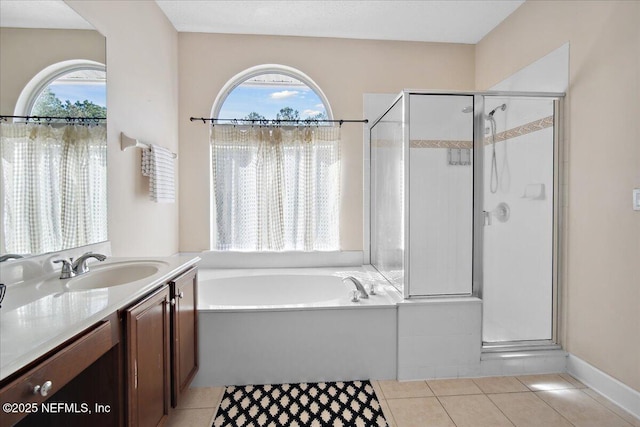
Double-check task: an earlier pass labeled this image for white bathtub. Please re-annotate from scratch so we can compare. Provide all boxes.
[198,267,399,310]
[193,266,400,386]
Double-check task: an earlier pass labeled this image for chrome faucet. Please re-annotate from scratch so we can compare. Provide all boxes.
[72,252,107,275]
[53,252,107,279]
[53,259,75,279]
[0,254,24,262]
[343,276,369,300]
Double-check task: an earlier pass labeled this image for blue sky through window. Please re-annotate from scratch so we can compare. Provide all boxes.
[48,82,106,107]
[219,79,327,120]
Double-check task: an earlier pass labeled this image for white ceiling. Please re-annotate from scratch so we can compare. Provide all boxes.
[0,0,525,44]
[0,0,94,30]
[156,0,525,44]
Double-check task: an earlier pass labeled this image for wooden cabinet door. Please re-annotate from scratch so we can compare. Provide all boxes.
[125,285,171,427]
[170,267,198,407]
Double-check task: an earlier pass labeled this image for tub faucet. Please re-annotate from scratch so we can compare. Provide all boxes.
[343,276,369,299]
[72,252,107,275]
[0,254,24,262]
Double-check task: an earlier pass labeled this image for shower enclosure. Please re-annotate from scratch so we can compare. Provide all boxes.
[370,91,563,347]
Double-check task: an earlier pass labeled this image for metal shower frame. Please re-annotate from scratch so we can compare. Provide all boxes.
[368,89,565,349]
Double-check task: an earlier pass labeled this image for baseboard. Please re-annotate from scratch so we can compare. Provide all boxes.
[567,353,640,420]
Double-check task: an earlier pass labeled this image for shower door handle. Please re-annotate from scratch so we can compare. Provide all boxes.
[483,211,492,226]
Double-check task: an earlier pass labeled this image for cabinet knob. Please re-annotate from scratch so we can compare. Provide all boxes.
[177,291,184,299]
[33,380,53,397]
[170,298,176,306]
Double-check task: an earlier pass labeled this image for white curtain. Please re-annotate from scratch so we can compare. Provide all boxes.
[211,125,340,251]
[1,122,107,254]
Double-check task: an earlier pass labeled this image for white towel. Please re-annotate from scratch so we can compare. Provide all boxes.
[142,144,175,203]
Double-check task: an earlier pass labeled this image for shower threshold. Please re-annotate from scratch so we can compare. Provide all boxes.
[482,340,561,353]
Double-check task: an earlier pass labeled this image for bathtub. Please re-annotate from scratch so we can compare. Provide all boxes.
[193,266,400,387]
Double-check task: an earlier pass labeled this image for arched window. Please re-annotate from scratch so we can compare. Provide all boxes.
[213,64,332,123]
[15,59,106,119]
[210,65,340,252]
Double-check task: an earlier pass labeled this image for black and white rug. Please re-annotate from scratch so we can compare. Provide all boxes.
[212,380,388,427]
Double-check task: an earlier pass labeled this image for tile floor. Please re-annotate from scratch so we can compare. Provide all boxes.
[166,374,640,427]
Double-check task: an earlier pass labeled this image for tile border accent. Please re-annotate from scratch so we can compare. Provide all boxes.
[486,115,554,145]
[567,353,640,420]
[380,115,554,149]
[410,139,472,149]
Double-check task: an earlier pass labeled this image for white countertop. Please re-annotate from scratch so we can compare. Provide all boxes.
[0,256,200,381]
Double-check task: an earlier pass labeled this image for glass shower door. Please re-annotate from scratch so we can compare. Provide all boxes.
[481,96,558,344]
[408,94,474,296]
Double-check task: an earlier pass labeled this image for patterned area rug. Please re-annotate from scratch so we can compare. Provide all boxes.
[212,380,388,427]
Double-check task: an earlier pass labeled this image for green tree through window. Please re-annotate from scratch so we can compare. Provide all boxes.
[32,87,106,118]
[244,112,266,121]
[243,108,328,122]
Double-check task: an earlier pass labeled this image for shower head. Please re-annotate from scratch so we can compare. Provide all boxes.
[462,104,507,116]
[488,103,507,117]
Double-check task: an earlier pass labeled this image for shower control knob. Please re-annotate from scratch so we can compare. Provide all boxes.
[485,202,510,226]
[493,202,510,223]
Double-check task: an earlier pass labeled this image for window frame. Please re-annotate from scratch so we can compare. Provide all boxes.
[209,64,339,253]
[210,64,333,121]
[14,59,106,118]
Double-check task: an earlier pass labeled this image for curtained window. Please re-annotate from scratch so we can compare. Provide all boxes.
[211,125,340,251]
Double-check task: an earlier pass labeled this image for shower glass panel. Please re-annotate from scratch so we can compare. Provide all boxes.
[482,96,557,343]
[408,94,474,296]
[370,91,561,346]
[370,97,405,293]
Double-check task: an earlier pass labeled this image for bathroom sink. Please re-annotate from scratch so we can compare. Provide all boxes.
[62,261,167,291]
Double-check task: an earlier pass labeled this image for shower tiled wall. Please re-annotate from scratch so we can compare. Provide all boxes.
[483,97,555,342]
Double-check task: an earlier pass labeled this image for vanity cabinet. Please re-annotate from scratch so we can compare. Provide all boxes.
[0,313,121,427]
[0,263,198,427]
[169,266,198,407]
[123,266,199,426]
[124,285,171,427]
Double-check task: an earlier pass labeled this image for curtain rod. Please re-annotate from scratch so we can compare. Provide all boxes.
[189,117,368,126]
[0,115,106,123]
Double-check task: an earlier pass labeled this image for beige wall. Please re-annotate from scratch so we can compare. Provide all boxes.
[0,28,105,115]
[42,0,639,392]
[66,0,180,256]
[178,33,475,251]
[477,1,640,391]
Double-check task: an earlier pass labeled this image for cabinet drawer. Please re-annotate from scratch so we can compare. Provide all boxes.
[0,319,116,427]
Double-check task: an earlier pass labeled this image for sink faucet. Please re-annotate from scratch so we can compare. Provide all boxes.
[72,252,107,275]
[53,259,75,279]
[53,252,107,279]
[343,276,369,299]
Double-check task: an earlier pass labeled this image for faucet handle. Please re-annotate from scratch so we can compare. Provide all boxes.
[73,252,106,275]
[53,259,75,279]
